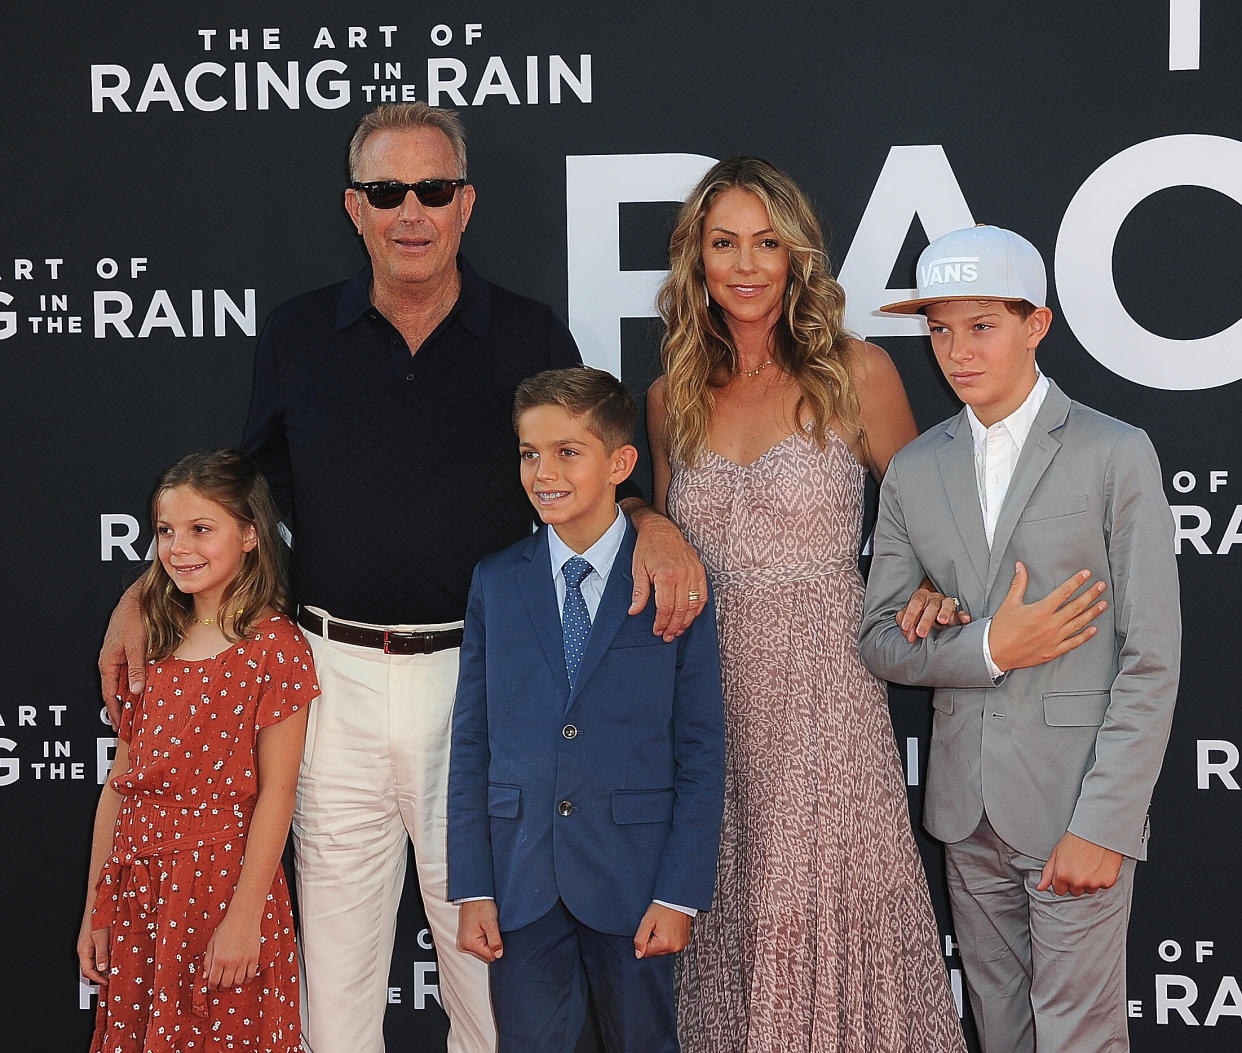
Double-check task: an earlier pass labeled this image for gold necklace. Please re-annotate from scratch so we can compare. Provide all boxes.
[737,358,773,378]
[193,609,241,626]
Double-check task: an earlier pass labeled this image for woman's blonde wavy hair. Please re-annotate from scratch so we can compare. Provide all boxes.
[140,449,289,661]
[656,156,859,466]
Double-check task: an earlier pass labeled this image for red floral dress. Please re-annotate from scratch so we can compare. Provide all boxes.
[90,614,318,1053]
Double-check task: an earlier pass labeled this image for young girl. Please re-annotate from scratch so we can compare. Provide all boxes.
[77,449,317,1053]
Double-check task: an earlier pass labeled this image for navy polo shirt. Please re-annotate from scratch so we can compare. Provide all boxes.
[243,257,584,624]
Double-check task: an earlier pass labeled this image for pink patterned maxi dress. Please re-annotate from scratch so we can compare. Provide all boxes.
[667,428,965,1052]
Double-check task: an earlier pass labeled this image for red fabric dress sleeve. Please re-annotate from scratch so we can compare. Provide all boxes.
[253,615,320,732]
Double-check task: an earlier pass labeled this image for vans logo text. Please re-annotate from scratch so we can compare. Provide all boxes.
[920,256,979,287]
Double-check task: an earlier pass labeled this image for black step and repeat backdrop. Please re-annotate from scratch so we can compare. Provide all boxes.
[5,2,1240,1049]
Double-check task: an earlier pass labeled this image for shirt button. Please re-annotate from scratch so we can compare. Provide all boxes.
[405,373,415,382]
[558,800,574,817]
[562,724,578,739]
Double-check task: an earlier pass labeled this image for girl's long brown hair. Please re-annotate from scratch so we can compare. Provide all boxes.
[140,449,288,661]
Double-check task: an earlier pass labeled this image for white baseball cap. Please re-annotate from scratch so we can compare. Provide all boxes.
[880,224,1047,314]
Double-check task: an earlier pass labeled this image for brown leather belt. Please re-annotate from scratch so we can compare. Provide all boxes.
[297,607,463,655]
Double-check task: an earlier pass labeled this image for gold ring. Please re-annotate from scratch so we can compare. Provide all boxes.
[687,590,702,602]
[949,596,960,611]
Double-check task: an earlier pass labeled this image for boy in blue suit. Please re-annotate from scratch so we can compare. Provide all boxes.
[448,366,725,1053]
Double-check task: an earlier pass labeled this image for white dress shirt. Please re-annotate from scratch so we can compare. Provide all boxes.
[968,372,1050,677]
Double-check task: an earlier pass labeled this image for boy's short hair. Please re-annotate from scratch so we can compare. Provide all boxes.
[918,299,1037,321]
[1002,300,1037,320]
[513,367,637,452]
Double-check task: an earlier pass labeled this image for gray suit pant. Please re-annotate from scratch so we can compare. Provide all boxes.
[946,815,1136,1053]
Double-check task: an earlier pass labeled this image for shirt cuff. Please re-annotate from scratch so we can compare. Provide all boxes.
[654,899,697,917]
[982,617,1006,683]
[454,896,494,904]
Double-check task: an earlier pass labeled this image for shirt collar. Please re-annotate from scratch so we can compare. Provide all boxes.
[333,255,491,339]
[335,265,374,329]
[455,256,491,339]
[547,506,626,582]
[966,370,1050,450]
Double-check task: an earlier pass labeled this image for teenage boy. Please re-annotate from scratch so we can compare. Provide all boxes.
[447,366,725,1053]
[859,225,1180,1052]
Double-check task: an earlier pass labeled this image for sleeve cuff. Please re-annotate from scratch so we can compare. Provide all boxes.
[982,617,1007,684]
[653,899,697,917]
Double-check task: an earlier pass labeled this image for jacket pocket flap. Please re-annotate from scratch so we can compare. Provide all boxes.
[611,787,674,824]
[932,690,955,714]
[1023,495,1088,522]
[1043,691,1110,727]
[610,631,669,650]
[487,782,521,819]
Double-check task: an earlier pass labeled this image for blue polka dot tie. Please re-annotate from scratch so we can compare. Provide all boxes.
[562,556,594,689]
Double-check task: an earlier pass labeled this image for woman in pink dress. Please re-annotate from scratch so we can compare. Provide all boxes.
[78,449,317,1052]
[647,157,965,1052]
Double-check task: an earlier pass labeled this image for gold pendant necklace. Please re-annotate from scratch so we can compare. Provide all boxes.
[737,358,773,378]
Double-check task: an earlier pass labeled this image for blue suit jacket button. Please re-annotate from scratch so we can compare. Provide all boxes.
[562,724,578,739]
[558,799,574,817]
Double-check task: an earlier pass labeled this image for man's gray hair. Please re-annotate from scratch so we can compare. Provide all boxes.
[347,103,468,181]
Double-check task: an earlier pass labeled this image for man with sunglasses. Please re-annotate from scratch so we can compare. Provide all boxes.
[98,103,708,1053]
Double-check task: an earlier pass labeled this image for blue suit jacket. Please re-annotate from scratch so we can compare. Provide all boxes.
[447,518,725,936]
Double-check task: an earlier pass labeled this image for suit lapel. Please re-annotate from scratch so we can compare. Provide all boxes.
[517,528,571,689]
[983,382,1071,597]
[936,411,989,596]
[566,521,636,711]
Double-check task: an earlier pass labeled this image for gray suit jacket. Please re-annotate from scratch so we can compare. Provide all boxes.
[859,380,1180,861]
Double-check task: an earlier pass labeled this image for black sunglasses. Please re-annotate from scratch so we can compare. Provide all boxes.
[350,178,468,209]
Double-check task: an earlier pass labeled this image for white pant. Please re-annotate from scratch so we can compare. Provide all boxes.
[294,608,495,1053]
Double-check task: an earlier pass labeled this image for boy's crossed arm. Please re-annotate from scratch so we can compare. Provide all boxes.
[987,562,1109,674]
[860,471,1108,689]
